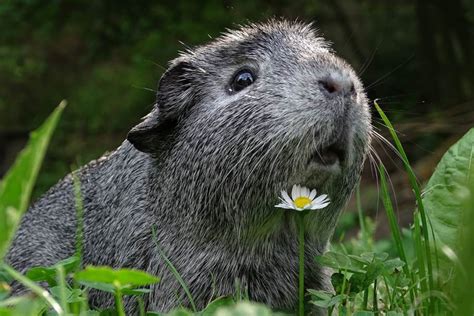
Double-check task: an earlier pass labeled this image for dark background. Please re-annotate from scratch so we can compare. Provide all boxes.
[1,0,473,237]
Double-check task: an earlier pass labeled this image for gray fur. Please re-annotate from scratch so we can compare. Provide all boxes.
[6,20,372,314]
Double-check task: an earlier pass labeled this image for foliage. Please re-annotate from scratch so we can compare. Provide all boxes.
[422,129,474,284]
[0,101,66,259]
[306,107,473,315]
[0,105,474,315]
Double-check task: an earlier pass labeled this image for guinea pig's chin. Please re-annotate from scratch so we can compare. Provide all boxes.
[291,162,342,190]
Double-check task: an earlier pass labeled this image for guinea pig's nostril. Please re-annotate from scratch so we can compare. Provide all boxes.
[318,79,339,94]
[319,74,355,96]
[349,83,355,94]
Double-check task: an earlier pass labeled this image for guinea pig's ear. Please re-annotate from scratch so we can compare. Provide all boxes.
[127,60,195,154]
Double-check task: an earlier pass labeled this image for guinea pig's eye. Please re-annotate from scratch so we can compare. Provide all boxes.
[230,69,255,93]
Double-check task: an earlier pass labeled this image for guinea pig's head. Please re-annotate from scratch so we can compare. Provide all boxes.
[128,20,372,221]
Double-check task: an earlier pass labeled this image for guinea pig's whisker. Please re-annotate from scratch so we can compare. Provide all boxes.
[264,133,295,190]
[131,85,157,93]
[235,132,290,203]
[358,38,383,76]
[368,146,382,214]
[205,129,286,211]
[210,137,266,200]
[372,131,401,156]
[365,54,414,90]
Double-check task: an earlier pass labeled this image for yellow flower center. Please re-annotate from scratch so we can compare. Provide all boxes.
[294,196,311,209]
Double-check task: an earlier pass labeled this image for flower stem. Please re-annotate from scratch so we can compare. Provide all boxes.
[114,286,126,316]
[297,212,306,316]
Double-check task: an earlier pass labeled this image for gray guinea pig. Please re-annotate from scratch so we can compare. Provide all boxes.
[7,19,372,314]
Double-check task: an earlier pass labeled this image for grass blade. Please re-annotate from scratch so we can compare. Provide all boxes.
[0,101,66,259]
[378,166,410,270]
[72,171,84,268]
[151,226,197,312]
[356,185,370,249]
[1,263,64,315]
[378,165,417,308]
[374,101,436,308]
[413,210,428,313]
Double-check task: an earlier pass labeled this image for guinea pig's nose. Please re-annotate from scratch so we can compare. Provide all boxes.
[318,72,355,97]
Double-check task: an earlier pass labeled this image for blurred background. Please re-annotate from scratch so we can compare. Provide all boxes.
[1,0,473,239]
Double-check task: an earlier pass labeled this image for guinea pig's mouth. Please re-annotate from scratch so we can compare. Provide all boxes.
[308,142,346,167]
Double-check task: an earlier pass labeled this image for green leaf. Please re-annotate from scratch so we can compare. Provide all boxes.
[0,281,10,301]
[74,266,160,289]
[383,258,405,272]
[78,280,115,293]
[330,273,346,294]
[316,251,365,273]
[364,261,385,286]
[80,280,151,298]
[26,255,80,286]
[308,290,346,308]
[4,298,45,316]
[201,297,234,315]
[122,287,152,296]
[422,128,474,282]
[0,101,66,259]
[162,309,193,316]
[49,286,86,304]
[212,301,276,315]
[25,266,56,287]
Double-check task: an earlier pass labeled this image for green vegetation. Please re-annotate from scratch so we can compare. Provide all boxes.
[0,101,66,259]
[0,103,473,315]
[1,2,473,314]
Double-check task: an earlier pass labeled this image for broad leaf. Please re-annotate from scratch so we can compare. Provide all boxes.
[212,301,276,315]
[316,251,365,273]
[26,255,80,286]
[201,297,234,315]
[74,266,160,288]
[422,128,474,282]
[0,101,66,259]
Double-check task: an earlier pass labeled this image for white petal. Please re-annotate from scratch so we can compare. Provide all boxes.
[275,203,292,209]
[276,200,293,208]
[312,194,329,204]
[277,197,292,207]
[297,185,303,198]
[301,186,310,198]
[310,201,331,209]
[291,184,299,200]
[309,189,317,200]
[281,190,293,205]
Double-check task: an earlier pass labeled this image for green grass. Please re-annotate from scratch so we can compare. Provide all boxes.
[0,101,473,315]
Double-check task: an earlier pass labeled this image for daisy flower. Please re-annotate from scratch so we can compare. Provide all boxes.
[275,184,330,211]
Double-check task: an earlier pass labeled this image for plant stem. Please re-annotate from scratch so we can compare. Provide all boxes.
[137,296,146,316]
[2,263,64,315]
[297,212,306,316]
[363,289,369,310]
[114,286,126,316]
[56,265,69,315]
[373,279,378,315]
[356,185,368,248]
